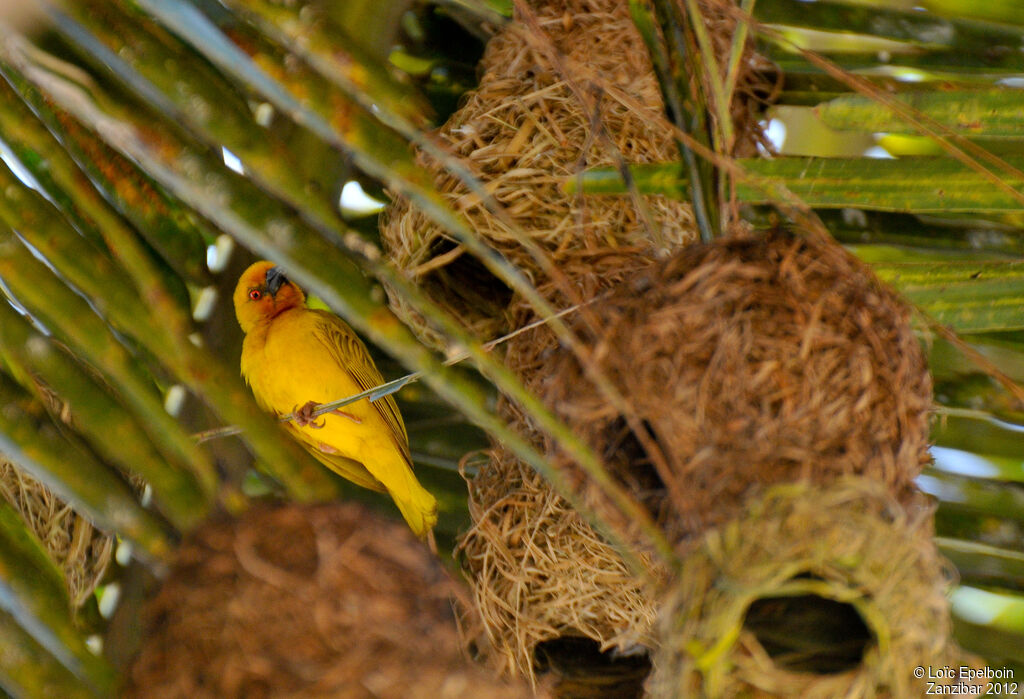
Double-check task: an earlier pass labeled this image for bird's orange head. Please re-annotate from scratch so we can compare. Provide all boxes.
[233,260,307,333]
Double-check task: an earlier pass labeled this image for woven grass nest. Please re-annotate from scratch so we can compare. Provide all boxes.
[0,456,114,608]
[124,502,530,699]
[381,0,773,349]
[456,444,662,690]
[646,479,972,698]
[505,229,932,547]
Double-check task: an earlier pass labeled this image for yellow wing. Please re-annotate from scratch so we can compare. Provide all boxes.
[311,311,437,537]
[297,442,387,493]
[310,310,412,464]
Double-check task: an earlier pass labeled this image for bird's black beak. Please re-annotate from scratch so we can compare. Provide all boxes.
[265,266,288,296]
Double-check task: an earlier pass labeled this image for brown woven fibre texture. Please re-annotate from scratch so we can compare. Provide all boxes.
[456,446,661,683]
[124,502,530,699]
[505,230,933,546]
[380,0,704,349]
[646,479,971,699]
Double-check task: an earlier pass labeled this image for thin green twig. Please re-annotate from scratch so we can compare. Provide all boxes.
[723,0,756,119]
[679,0,732,150]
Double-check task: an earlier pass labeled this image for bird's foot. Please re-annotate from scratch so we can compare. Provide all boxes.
[291,402,362,428]
[292,401,325,429]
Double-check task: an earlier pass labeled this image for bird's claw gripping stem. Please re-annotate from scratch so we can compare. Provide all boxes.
[292,401,325,429]
[292,401,363,428]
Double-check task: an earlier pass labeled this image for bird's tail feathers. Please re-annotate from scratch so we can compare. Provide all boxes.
[392,478,438,539]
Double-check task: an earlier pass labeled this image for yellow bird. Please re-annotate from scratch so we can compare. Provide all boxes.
[233,261,438,538]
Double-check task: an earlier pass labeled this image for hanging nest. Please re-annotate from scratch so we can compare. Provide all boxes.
[380,0,718,349]
[504,229,932,547]
[645,479,977,698]
[456,444,663,691]
[124,502,531,699]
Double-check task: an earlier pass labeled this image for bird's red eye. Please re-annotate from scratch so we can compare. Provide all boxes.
[249,288,262,301]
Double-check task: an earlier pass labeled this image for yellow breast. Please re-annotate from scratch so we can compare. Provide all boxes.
[241,308,381,452]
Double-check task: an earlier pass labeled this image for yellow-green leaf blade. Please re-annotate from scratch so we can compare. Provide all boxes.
[0,231,218,497]
[0,502,114,695]
[0,62,210,286]
[818,89,1024,138]
[0,373,174,563]
[215,0,432,127]
[872,261,1024,333]
[572,157,1024,213]
[0,302,210,531]
[49,0,351,246]
[0,610,97,699]
[0,77,193,316]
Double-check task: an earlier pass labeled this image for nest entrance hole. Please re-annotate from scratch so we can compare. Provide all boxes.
[604,418,668,521]
[742,584,874,675]
[422,238,513,326]
[533,636,651,699]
